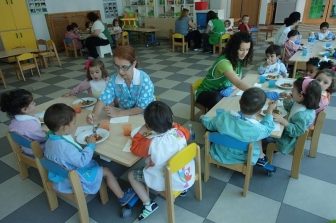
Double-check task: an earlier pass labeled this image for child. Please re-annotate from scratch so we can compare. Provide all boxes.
[128,101,194,221]
[273,78,322,154]
[284,30,302,63]
[258,44,288,77]
[315,22,335,41]
[64,59,109,98]
[224,19,234,34]
[201,87,276,167]
[64,24,82,50]
[112,18,122,42]
[304,57,320,78]
[315,69,336,113]
[0,89,46,155]
[43,103,136,205]
[238,15,251,33]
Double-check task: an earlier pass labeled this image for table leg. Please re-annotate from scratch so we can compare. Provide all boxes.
[292,62,298,78]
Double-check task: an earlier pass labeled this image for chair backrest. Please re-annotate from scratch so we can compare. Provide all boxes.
[172,33,184,39]
[9,131,32,149]
[46,40,57,52]
[16,53,34,61]
[40,158,69,179]
[207,132,250,151]
[191,78,204,92]
[36,39,48,51]
[167,143,197,173]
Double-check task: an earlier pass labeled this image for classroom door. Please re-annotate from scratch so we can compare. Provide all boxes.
[231,0,261,26]
[303,0,336,24]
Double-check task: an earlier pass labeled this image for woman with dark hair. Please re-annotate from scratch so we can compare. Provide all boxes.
[205,10,225,47]
[85,12,111,58]
[274,11,301,46]
[196,32,254,109]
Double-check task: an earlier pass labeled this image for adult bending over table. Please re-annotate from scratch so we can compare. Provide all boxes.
[87,46,155,123]
[196,32,253,110]
[85,12,111,58]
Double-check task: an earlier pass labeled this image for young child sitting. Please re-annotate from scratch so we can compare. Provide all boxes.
[258,44,288,77]
[304,57,321,78]
[284,30,302,64]
[314,69,336,113]
[111,19,122,43]
[315,22,335,41]
[43,103,136,205]
[238,15,251,33]
[273,78,322,154]
[0,89,46,155]
[201,87,276,167]
[128,101,194,221]
[64,23,82,50]
[64,59,109,98]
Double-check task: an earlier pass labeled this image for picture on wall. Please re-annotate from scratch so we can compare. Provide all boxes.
[28,0,48,14]
[103,0,118,19]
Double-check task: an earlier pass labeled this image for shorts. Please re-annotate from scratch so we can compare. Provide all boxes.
[132,169,145,183]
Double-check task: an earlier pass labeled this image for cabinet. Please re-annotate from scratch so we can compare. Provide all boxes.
[230,0,261,26]
[123,0,156,17]
[303,0,336,24]
[45,10,101,51]
[0,0,36,51]
[158,0,194,17]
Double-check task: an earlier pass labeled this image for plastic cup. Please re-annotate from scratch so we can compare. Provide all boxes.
[326,42,332,48]
[259,75,266,83]
[122,123,132,136]
[100,119,110,131]
[268,80,276,88]
[216,108,225,116]
[302,48,308,57]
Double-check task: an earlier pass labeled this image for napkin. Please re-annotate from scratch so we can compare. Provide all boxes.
[254,83,262,88]
[110,116,129,123]
[122,139,132,152]
[235,90,243,96]
[75,125,92,137]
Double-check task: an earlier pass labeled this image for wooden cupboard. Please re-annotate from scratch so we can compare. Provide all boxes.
[230,0,261,26]
[45,10,101,51]
[303,0,336,24]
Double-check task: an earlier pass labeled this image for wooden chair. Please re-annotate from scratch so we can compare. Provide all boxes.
[63,38,83,58]
[190,78,207,121]
[266,131,309,179]
[15,53,41,81]
[172,33,188,53]
[308,111,326,158]
[204,132,253,197]
[34,150,109,223]
[117,31,130,46]
[164,143,202,223]
[0,69,6,88]
[213,33,231,55]
[36,39,62,68]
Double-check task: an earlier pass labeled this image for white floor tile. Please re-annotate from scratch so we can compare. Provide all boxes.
[145,64,167,71]
[313,134,336,157]
[160,90,189,102]
[23,82,50,91]
[326,106,336,120]
[178,68,200,76]
[0,123,9,138]
[150,70,173,79]
[54,79,81,88]
[171,103,191,119]
[155,79,180,89]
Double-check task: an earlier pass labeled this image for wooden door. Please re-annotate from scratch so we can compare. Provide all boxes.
[46,15,70,51]
[326,0,336,23]
[12,0,32,29]
[0,1,16,31]
[303,0,330,24]
[0,31,20,50]
[19,29,37,49]
[230,0,260,26]
[231,0,243,23]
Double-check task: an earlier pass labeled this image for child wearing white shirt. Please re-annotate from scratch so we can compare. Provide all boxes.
[258,44,288,77]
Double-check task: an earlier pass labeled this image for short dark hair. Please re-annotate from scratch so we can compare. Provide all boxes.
[207,10,218,22]
[320,22,329,29]
[287,30,299,38]
[0,89,33,118]
[87,12,99,22]
[66,24,73,31]
[223,32,253,69]
[307,57,320,67]
[239,87,266,115]
[315,69,336,93]
[224,20,231,26]
[294,78,321,109]
[44,103,76,132]
[144,101,173,133]
[265,44,282,56]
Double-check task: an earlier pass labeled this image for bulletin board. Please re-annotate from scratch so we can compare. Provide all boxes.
[103,0,118,19]
[28,0,48,14]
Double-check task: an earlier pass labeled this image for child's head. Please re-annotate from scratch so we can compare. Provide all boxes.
[85,59,108,81]
[242,15,249,24]
[112,19,119,27]
[224,20,231,28]
[315,69,336,93]
[320,22,329,33]
[71,22,78,29]
[287,30,299,40]
[0,89,35,118]
[144,101,173,134]
[318,60,334,70]
[239,87,266,115]
[265,44,282,64]
[44,103,76,134]
[306,57,320,78]
[292,77,321,109]
[66,24,74,32]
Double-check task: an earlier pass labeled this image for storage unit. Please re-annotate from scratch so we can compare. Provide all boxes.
[0,0,37,51]
[303,0,336,24]
[123,0,156,17]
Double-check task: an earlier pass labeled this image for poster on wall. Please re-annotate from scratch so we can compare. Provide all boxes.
[28,0,48,14]
[103,0,118,19]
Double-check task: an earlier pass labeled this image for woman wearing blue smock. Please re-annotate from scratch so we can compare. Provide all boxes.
[87,45,155,122]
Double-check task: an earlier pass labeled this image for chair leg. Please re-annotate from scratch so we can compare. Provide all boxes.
[74,49,78,58]
[19,68,26,81]
[166,191,175,223]
[204,141,210,182]
[99,180,109,205]
[195,146,202,201]
[18,161,29,179]
[0,70,7,88]
[242,167,252,197]
[308,132,319,158]
[266,143,276,163]
[65,48,69,57]
[190,105,195,121]
[291,144,305,179]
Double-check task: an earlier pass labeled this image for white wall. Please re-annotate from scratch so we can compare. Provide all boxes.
[30,0,123,40]
[295,0,305,21]
[258,0,270,24]
[209,0,230,19]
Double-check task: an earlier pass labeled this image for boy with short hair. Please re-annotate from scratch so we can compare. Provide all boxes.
[258,44,288,77]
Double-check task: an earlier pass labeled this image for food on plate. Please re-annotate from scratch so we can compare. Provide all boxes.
[80,99,94,106]
[280,83,292,88]
[267,74,278,80]
[263,109,281,115]
[85,134,103,143]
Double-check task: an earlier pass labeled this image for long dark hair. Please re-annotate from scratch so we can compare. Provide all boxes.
[222,32,253,69]
[294,78,321,109]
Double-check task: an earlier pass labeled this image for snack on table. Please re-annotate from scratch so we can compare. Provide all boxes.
[80,99,94,106]
[267,74,278,80]
[280,83,292,88]
[85,134,103,143]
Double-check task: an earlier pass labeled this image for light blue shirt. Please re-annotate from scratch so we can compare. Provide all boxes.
[175,16,189,36]
[258,59,288,77]
[99,68,155,109]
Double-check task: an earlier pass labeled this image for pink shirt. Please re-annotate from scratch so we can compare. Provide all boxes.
[316,91,330,114]
[65,31,82,49]
[284,39,300,63]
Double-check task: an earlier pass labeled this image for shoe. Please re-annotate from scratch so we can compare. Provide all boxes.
[193,48,202,52]
[138,201,159,221]
[179,189,188,197]
[256,156,268,167]
[119,188,136,206]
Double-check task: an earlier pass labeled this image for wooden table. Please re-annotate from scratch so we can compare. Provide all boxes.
[204,74,290,138]
[36,97,143,167]
[0,48,38,59]
[123,27,159,47]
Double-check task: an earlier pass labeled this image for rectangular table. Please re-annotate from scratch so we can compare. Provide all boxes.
[204,74,289,138]
[123,27,159,47]
[0,47,38,59]
[36,97,143,167]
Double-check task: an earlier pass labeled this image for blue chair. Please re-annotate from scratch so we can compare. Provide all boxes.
[204,131,253,196]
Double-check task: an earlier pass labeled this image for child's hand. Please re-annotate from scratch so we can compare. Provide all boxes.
[104,106,121,117]
[87,113,94,124]
[266,101,277,114]
[86,135,97,144]
[273,114,289,126]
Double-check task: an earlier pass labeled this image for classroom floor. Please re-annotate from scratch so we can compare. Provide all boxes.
[0,32,335,223]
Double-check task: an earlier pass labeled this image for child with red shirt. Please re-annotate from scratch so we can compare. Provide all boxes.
[238,15,251,33]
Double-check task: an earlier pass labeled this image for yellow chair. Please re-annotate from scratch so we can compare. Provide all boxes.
[204,132,253,196]
[308,111,326,158]
[0,69,6,88]
[64,38,83,58]
[117,31,130,46]
[36,39,62,68]
[15,53,41,81]
[266,131,309,179]
[164,143,202,223]
[213,33,231,55]
[172,33,188,53]
[190,78,207,121]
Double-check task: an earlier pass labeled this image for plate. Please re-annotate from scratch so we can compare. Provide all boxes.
[319,51,330,56]
[264,73,280,80]
[131,126,141,138]
[260,106,287,117]
[275,79,294,89]
[34,111,45,123]
[72,97,97,108]
[76,128,110,145]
